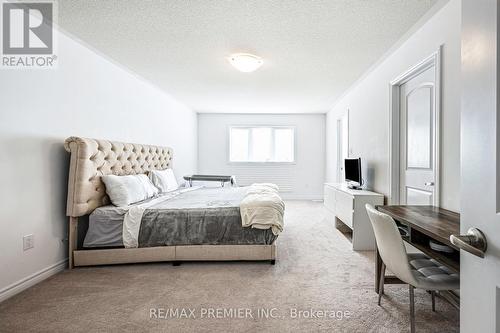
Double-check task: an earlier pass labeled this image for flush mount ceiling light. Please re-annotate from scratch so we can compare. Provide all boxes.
[227,53,263,73]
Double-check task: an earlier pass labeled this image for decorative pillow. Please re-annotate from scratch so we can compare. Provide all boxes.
[101,174,159,207]
[149,169,179,193]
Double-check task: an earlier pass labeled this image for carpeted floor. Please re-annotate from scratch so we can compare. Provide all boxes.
[0,201,459,332]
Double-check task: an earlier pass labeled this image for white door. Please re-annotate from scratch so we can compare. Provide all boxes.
[399,66,437,205]
[460,1,500,331]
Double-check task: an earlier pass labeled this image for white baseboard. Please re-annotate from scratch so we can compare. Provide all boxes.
[0,259,67,303]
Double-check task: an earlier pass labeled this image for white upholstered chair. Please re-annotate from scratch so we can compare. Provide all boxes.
[365,204,459,333]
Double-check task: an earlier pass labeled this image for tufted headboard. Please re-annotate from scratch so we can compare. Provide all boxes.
[64,137,173,217]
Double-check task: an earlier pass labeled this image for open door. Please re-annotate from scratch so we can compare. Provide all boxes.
[459,1,500,331]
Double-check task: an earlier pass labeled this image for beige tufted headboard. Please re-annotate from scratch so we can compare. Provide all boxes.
[64,137,173,217]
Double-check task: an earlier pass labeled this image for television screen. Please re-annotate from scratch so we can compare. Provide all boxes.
[345,158,361,184]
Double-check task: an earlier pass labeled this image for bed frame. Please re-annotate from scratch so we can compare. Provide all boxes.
[65,137,276,269]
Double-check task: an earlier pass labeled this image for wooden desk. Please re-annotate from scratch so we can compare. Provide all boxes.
[374,206,460,302]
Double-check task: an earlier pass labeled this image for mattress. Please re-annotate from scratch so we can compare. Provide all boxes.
[84,187,278,248]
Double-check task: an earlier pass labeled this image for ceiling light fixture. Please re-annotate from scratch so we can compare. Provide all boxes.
[227,53,263,73]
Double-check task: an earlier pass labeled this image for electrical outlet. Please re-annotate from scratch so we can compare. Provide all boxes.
[23,234,34,251]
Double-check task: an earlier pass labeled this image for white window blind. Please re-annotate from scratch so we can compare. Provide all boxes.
[229,126,295,163]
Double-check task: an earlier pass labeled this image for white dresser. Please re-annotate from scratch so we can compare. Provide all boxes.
[324,183,384,250]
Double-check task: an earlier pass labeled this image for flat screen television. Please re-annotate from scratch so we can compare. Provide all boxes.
[344,158,362,189]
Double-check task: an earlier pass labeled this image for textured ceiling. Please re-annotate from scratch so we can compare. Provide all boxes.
[58,0,438,113]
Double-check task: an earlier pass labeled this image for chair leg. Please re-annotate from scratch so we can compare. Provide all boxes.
[409,285,415,333]
[378,262,386,306]
[431,291,436,312]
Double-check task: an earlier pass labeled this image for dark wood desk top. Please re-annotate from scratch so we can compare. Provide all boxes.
[376,205,460,249]
[374,205,461,292]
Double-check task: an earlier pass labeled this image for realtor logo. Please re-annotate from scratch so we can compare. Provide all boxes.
[3,2,52,54]
[1,1,57,68]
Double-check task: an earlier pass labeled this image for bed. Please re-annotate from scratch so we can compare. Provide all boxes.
[65,137,279,268]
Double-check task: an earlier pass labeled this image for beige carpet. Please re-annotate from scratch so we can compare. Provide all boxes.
[0,201,459,332]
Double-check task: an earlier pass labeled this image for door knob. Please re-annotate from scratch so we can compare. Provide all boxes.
[450,228,487,258]
[425,182,434,186]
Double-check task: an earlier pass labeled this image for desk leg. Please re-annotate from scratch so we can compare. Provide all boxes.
[375,247,382,294]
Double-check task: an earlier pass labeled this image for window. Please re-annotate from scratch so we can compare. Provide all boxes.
[229,126,295,163]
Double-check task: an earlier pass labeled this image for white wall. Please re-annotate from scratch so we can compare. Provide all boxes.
[326,0,461,211]
[0,30,197,299]
[198,113,325,200]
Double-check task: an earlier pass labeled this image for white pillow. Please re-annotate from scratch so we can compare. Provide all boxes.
[101,174,159,207]
[149,169,179,193]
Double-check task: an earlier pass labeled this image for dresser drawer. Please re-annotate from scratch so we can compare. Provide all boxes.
[323,183,382,251]
[335,190,354,228]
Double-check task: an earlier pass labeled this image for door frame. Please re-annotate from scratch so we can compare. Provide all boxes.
[336,109,349,182]
[388,47,442,205]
